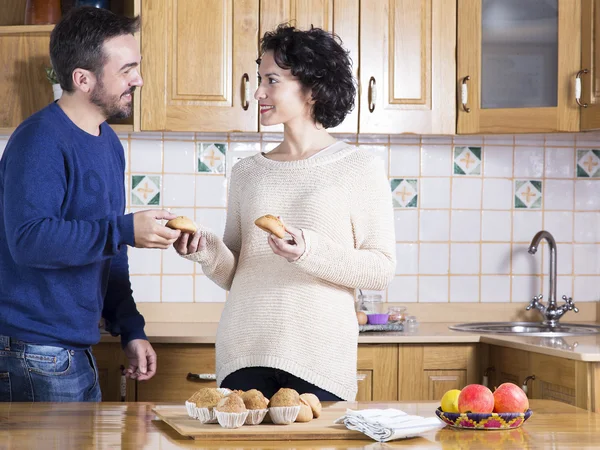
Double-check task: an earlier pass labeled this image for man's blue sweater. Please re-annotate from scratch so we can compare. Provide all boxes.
[0,102,146,349]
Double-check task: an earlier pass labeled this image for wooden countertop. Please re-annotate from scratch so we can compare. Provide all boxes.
[100,322,600,362]
[0,400,598,449]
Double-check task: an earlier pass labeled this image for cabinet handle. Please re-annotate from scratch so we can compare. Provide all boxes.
[368,76,377,113]
[461,76,471,112]
[187,372,217,381]
[576,69,589,108]
[242,73,250,111]
[522,375,536,395]
[119,365,126,402]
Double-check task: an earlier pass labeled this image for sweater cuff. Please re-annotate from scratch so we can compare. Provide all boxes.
[117,213,135,247]
[292,228,317,266]
[120,328,148,349]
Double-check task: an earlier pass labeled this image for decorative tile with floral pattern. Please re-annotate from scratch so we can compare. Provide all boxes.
[391,179,418,208]
[514,180,542,209]
[197,142,227,173]
[576,149,600,178]
[454,146,482,175]
[131,175,161,206]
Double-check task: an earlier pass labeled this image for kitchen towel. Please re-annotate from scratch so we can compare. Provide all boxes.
[334,408,444,442]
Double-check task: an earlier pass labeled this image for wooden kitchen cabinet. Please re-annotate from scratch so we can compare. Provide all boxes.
[581,0,600,130]
[135,344,218,402]
[92,343,136,402]
[258,0,359,134]
[140,0,259,132]
[457,0,581,134]
[398,344,478,401]
[359,0,456,134]
[356,344,398,401]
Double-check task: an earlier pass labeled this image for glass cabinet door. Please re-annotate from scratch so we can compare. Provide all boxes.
[457,0,580,134]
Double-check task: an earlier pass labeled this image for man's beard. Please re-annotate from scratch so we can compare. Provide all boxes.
[90,77,135,120]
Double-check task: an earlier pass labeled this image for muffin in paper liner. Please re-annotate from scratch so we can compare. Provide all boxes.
[185,388,232,423]
[216,410,249,429]
[269,405,301,425]
[245,408,269,425]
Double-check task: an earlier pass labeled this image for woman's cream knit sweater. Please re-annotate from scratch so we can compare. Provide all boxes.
[183,143,396,400]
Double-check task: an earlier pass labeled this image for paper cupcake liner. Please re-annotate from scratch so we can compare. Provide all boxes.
[269,406,301,425]
[216,410,249,429]
[185,388,233,423]
[245,408,268,425]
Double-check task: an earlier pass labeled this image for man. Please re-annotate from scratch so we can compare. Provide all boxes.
[0,7,180,402]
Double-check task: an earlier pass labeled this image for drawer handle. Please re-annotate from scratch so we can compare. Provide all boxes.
[242,73,250,111]
[461,76,471,112]
[187,372,217,381]
[368,76,377,113]
[576,69,589,108]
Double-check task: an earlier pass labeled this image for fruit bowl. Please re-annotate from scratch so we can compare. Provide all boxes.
[435,407,533,430]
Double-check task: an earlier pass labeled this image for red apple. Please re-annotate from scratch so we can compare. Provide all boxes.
[457,384,495,413]
[493,382,529,413]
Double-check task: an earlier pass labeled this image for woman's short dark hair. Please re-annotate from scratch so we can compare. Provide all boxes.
[258,24,356,129]
[50,7,140,92]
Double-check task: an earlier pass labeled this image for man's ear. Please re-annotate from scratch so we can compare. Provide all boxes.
[72,68,96,93]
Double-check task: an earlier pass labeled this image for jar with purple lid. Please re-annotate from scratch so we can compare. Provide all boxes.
[359,294,388,325]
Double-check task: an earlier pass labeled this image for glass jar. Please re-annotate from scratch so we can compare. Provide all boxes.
[405,315,419,332]
[387,306,407,323]
[358,294,384,314]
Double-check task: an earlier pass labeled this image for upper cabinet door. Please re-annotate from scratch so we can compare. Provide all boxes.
[457,0,580,134]
[359,0,456,135]
[259,0,359,133]
[581,0,600,130]
[141,0,259,131]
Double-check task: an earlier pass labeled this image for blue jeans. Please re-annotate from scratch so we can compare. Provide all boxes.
[0,336,101,402]
[221,367,343,401]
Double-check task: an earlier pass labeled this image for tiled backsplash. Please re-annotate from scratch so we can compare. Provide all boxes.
[1,131,599,307]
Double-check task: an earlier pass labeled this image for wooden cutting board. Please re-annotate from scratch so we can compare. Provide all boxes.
[152,403,366,441]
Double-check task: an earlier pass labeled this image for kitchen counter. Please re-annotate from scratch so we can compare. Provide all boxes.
[0,400,598,449]
[100,322,600,362]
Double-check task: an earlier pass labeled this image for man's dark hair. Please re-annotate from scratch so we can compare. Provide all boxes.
[258,24,356,129]
[50,7,140,92]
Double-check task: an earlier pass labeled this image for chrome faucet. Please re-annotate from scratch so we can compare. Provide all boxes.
[527,230,578,327]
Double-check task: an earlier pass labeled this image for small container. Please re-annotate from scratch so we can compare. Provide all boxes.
[387,306,407,323]
[405,315,419,332]
[367,313,389,325]
[359,294,385,314]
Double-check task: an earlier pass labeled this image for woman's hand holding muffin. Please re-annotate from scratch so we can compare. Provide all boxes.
[256,215,306,262]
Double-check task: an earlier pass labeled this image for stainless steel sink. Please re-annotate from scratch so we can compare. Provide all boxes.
[450,322,600,337]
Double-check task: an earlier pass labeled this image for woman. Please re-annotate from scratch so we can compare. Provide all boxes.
[175,24,396,401]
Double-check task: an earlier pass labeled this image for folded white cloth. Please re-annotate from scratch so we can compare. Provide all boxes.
[334,408,444,442]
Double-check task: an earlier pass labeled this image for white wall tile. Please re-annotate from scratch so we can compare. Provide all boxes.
[481,276,510,303]
[574,244,600,275]
[450,243,480,274]
[545,133,576,147]
[575,181,600,210]
[195,275,227,302]
[514,147,544,178]
[164,140,196,173]
[195,176,228,207]
[128,247,161,274]
[395,210,419,241]
[481,243,511,274]
[541,275,573,301]
[545,147,574,178]
[544,243,573,275]
[419,210,450,241]
[511,275,542,304]
[359,145,388,174]
[451,210,482,242]
[512,244,543,275]
[387,276,418,303]
[420,178,451,208]
[452,178,482,209]
[419,243,449,274]
[484,135,514,145]
[162,275,194,303]
[574,212,600,242]
[421,145,452,176]
[482,179,513,210]
[130,139,163,173]
[162,174,195,207]
[162,246,195,275]
[513,211,543,242]
[543,212,573,243]
[130,275,161,302]
[544,180,574,211]
[390,145,420,177]
[396,243,419,275]
[574,276,600,302]
[481,211,512,242]
[515,135,544,146]
[576,131,600,146]
[195,208,227,238]
[450,276,480,302]
[418,276,448,302]
[483,146,513,177]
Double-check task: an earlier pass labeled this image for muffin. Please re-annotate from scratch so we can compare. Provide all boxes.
[215,393,248,428]
[295,397,313,422]
[185,387,230,423]
[241,389,269,425]
[269,388,301,424]
[299,393,322,418]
